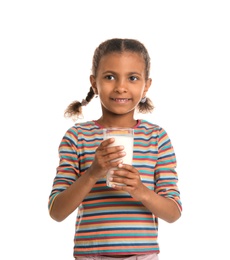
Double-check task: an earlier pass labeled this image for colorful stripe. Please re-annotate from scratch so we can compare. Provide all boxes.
[48,119,182,257]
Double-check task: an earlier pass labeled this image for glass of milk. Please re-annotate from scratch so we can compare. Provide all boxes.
[103,128,134,187]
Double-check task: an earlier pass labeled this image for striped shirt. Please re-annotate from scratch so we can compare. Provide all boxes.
[48,119,182,257]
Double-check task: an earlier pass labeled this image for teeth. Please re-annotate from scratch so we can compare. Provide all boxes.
[114,99,128,102]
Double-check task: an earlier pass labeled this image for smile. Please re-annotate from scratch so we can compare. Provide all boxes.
[111,98,131,103]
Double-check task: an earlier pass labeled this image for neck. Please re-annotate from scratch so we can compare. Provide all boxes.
[96,115,137,128]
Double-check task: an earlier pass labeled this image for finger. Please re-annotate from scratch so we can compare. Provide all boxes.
[117,163,136,172]
[105,150,126,163]
[98,143,125,156]
[104,145,125,154]
[100,138,115,147]
[113,168,140,183]
[110,176,137,188]
[95,139,115,154]
[109,159,124,168]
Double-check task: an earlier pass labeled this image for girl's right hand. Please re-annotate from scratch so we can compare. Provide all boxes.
[89,138,126,180]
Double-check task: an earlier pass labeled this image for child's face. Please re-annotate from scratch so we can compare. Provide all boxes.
[90,52,151,116]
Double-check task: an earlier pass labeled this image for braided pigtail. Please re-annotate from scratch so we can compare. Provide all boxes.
[64,86,95,120]
[137,96,154,114]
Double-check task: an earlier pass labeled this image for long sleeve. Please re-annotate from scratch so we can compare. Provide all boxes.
[154,128,182,212]
[48,127,79,213]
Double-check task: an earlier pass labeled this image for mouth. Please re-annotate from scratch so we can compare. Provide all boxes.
[111,98,131,103]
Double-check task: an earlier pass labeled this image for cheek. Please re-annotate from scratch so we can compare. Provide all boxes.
[133,87,145,97]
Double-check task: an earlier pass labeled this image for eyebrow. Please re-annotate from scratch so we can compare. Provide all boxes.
[102,70,142,76]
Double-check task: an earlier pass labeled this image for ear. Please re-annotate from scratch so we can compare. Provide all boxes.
[90,75,98,95]
[142,78,152,97]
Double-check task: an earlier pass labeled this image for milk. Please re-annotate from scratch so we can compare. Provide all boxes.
[106,135,134,164]
[103,128,134,187]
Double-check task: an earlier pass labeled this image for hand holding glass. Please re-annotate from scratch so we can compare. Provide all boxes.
[103,128,134,187]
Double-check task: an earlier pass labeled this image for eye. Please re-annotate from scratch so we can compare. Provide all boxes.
[105,75,115,80]
[129,76,138,81]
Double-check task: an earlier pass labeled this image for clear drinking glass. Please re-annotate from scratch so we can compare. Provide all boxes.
[103,128,134,187]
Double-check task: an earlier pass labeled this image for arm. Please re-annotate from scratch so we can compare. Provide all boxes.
[109,128,182,223]
[48,130,126,222]
[49,167,99,222]
[110,164,181,223]
[134,183,181,223]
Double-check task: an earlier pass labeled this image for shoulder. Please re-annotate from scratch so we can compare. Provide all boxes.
[66,120,98,132]
[62,121,99,141]
[136,119,164,132]
[136,119,171,140]
[136,120,175,151]
[72,120,99,132]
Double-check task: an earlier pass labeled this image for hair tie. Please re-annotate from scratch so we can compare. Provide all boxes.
[140,96,147,103]
[81,99,88,106]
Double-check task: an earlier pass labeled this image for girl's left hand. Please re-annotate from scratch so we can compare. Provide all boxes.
[109,164,148,201]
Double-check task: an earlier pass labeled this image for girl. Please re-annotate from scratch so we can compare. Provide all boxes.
[48,38,182,260]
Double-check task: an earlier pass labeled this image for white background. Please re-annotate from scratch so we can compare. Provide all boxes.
[0,0,229,259]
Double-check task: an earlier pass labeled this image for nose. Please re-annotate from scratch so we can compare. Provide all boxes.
[114,80,127,93]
